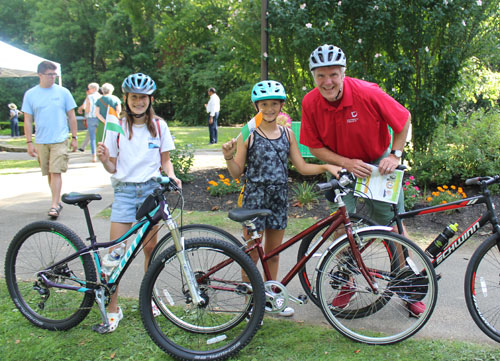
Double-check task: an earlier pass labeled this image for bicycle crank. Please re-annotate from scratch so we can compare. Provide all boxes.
[264,280,289,313]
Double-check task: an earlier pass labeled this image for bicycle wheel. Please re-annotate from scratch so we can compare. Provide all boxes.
[149,224,242,266]
[297,214,377,307]
[316,230,437,344]
[4,221,96,330]
[139,237,265,361]
[465,234,500,342]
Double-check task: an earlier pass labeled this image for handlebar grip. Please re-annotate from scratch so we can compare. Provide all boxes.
[465,177,480,186]
[156,176,171,184]
[316,180,335,191]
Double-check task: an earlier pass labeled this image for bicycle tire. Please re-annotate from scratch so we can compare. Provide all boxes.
[139,237,265,361]
[149,224,242,266]
[4,221,96,330]
[316,230,438,344]
[464,234,500,342]
[297,214,377,307]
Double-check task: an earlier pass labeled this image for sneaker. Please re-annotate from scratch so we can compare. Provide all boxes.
[331,284,356,309]
[407,301,426,317]
[278,306,294,317]
[78,148,84,152]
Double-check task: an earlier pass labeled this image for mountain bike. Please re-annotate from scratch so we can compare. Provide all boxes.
[324,173,500,343]
[201,172,438,344]
[4,177,266,361]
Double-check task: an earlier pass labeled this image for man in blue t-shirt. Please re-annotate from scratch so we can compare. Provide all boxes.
[22,60,78,219]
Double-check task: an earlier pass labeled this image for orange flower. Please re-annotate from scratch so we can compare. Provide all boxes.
[235,179,240,184]
[437,187,444,192]
[426,197,433,202]
[218,174,225,179]
[441,200,447,204]
[451,185,456,190]
[458,187,463,193]
[208,180,218,186]
[443,185,449,189]
[446,190,452,195]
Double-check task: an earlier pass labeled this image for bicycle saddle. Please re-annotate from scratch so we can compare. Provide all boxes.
[61,192,102,205]
[228,208,273,222]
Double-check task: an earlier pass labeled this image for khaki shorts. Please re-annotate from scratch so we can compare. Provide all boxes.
[36,141,69,176]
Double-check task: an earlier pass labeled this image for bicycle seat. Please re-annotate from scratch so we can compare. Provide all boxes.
[228,208,273,222]
[62,192,102,205]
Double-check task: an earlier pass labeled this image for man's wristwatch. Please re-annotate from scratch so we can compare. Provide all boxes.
[72,135,78,140]
[390,149,403,158]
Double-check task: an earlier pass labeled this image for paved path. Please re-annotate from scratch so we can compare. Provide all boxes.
[0,147,498,345]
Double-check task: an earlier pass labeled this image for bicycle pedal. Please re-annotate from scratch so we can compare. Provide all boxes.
[91,323,111,334]
[297,294,308,304]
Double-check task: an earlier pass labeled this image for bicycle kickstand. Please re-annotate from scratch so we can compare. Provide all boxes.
[91,288,111,334]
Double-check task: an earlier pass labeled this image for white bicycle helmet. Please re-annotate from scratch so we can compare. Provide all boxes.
[251,80,287,103]
[309,44,346,71]
[122,73,156,95]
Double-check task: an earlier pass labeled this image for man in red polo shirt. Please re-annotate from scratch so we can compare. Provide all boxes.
[300,44,424,316]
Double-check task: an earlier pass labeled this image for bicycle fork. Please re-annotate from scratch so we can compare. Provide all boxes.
[167,219,205,306]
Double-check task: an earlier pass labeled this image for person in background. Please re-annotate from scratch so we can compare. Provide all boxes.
[204,87,220,144]
[8,103,21,137]
[77,88,91,152]
[22,60,78,219]
[95,83,122,141]
[82,82,101,162]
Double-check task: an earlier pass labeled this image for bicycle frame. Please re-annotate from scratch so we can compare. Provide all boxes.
[390,185,500,268]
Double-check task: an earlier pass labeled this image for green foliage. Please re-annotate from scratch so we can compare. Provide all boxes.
[169,143,195,183]
[402,176,422,210]
[291,181,320,210]
[207,174,242,197]
[408,109,500,187]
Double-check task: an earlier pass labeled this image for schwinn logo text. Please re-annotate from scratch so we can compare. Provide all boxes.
[436,221,480,265]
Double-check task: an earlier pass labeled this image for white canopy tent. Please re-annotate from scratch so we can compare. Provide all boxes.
[0,41,62,85]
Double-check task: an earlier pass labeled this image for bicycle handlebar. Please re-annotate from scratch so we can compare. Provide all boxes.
[316,171,355,191]
[465,175,500,186]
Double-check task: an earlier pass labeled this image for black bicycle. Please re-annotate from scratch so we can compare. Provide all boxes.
[300,173,500,343]
[4,177,266,360]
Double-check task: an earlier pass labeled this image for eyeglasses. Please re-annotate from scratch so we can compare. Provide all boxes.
[42,73,58,77]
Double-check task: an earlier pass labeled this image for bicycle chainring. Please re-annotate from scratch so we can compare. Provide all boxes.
[264,281,289,313]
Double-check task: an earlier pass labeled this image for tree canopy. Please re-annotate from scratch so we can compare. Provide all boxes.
[1,0,498,151]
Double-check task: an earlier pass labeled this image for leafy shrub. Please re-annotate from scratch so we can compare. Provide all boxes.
[170,143,195,183]
[408,109,500,188]
[425,185,467,206]
[402,176,422,210]
[207,174,242,196]
[220,86,255,125]
[291,181,320,210]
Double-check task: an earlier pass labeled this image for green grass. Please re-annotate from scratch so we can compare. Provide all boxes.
[2,281,499,361]
[0,159,39,170]
[169,125,240,149]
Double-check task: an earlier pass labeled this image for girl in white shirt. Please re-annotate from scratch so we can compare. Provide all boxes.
[97,73,181,332]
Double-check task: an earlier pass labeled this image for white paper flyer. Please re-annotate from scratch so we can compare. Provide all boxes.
[354,164,403,204]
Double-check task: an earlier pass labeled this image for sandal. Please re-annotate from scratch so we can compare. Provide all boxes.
[106,306,123,332]
[48,203,63,218]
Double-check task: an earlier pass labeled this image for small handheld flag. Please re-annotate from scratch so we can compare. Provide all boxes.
[100,106,125,143]
[239,112,263,142]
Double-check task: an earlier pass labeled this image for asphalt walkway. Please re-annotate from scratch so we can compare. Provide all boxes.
[0,144,498,345]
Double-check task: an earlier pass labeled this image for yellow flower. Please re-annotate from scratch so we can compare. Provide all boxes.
[443,185,449,189]
[437,187,444,192]
[451,185,456,190]
[458,187,463,193]
[235,179,240,184]
[441,200,447,204]
[208,180,218,186]
[206,186,210,191]
[426,197,433,202]
[218,174,225,179]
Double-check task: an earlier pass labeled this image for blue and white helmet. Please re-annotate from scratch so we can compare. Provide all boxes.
[251,80,287,103]
[309,44,346,71]
[122,73,156,95]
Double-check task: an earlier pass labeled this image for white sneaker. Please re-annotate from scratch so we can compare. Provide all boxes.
[279,306,294,317]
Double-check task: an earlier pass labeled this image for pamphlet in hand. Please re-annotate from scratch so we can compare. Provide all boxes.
[354,164,403,204]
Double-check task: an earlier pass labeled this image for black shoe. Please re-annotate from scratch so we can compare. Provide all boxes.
[78,148,84,152]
